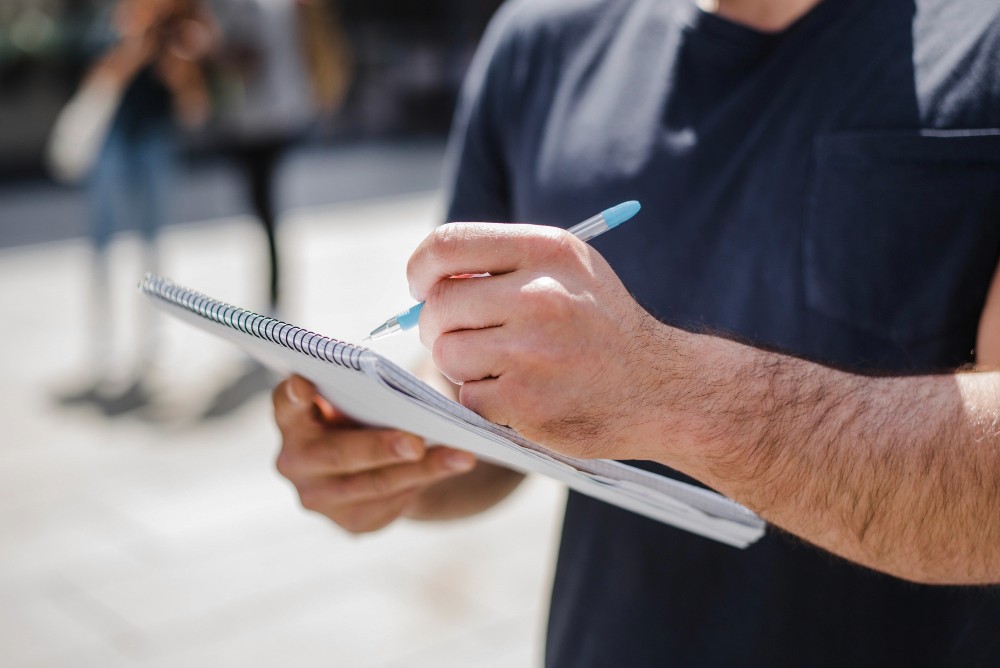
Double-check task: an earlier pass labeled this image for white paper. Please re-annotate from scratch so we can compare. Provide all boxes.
[142,275,766,548]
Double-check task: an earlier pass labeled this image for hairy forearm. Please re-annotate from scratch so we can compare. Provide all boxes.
[652,329,1000,584]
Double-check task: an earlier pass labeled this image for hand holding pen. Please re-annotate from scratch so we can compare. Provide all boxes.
[366,201,640,340]
[400,201,664,458]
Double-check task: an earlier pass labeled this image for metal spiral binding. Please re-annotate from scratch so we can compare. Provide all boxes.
[140,274,364,371]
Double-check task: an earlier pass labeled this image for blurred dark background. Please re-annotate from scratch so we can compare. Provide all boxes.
[0,0,503,180]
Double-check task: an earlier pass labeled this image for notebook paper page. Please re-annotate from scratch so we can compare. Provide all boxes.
[143,277,766,547]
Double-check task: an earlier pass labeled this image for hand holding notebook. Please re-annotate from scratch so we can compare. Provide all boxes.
[141,275,765,547]
[273,373,483,532]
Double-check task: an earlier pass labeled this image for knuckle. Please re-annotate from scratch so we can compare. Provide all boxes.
[457,382,482,415]
[298,488,325,512]
[408,224,463,290]
[337,508,378,535]
[532,228,578,265]
[431,335,456,380]
[519,280,576,333]
[428,223,465,259]
[521,276,569,309]
[274,448,295,478]
[462,380,509,429]
[338,518,366,535]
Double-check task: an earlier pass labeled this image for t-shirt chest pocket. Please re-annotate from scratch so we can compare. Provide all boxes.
[803,130,1000,345]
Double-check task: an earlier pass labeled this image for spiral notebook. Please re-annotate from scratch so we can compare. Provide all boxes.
[141,274,765,547]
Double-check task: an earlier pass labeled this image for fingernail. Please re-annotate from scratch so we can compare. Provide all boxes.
[445,452,475,472]
[394,436,421,461]
[286,378,306,405]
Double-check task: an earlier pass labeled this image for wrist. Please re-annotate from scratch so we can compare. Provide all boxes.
[630,326,784,485]
[612,318,718,467]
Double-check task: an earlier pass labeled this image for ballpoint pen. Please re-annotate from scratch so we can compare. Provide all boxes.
[364,200,641,341]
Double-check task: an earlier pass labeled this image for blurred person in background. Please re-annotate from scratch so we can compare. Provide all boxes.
[196,0,351,418]
[211,0,351,315]
[56,0,214,412]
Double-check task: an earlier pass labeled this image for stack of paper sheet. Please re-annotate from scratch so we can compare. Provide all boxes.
[142,275,766,548]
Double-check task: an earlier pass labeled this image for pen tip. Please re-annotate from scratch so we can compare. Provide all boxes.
[602,200,641,229]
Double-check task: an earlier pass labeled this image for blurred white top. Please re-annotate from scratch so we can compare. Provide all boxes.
[211,0,315,139]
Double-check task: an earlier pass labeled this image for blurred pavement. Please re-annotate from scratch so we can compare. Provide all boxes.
[0,149,564,667]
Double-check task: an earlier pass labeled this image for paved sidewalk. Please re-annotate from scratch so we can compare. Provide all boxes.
[0,192,563,667]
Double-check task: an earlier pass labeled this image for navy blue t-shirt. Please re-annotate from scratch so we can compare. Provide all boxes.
[445,0,1000,665]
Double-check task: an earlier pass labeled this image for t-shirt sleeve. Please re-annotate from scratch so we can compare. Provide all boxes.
[442,3,523,224]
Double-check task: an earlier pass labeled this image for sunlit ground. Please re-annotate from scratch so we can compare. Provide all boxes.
[0,189,563,667]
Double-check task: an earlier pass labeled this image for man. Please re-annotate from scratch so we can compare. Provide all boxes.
[274,0,1000,664]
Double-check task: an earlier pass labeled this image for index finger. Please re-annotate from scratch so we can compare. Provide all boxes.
[406,223,568,302]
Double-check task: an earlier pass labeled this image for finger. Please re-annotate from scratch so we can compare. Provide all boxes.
[311,392,339,424]
[418,271,515,349]
[273,376,321,433]
[432,327,513,385]
[287,429,428,477]
[326,489,420,534]
[273,375,356,433]
[315,447,477,506]
[418,268,574,351]
[459,377,515,430]
[407,223,567,302]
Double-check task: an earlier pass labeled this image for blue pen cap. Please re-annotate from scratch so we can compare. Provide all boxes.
[601,200,641,229]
